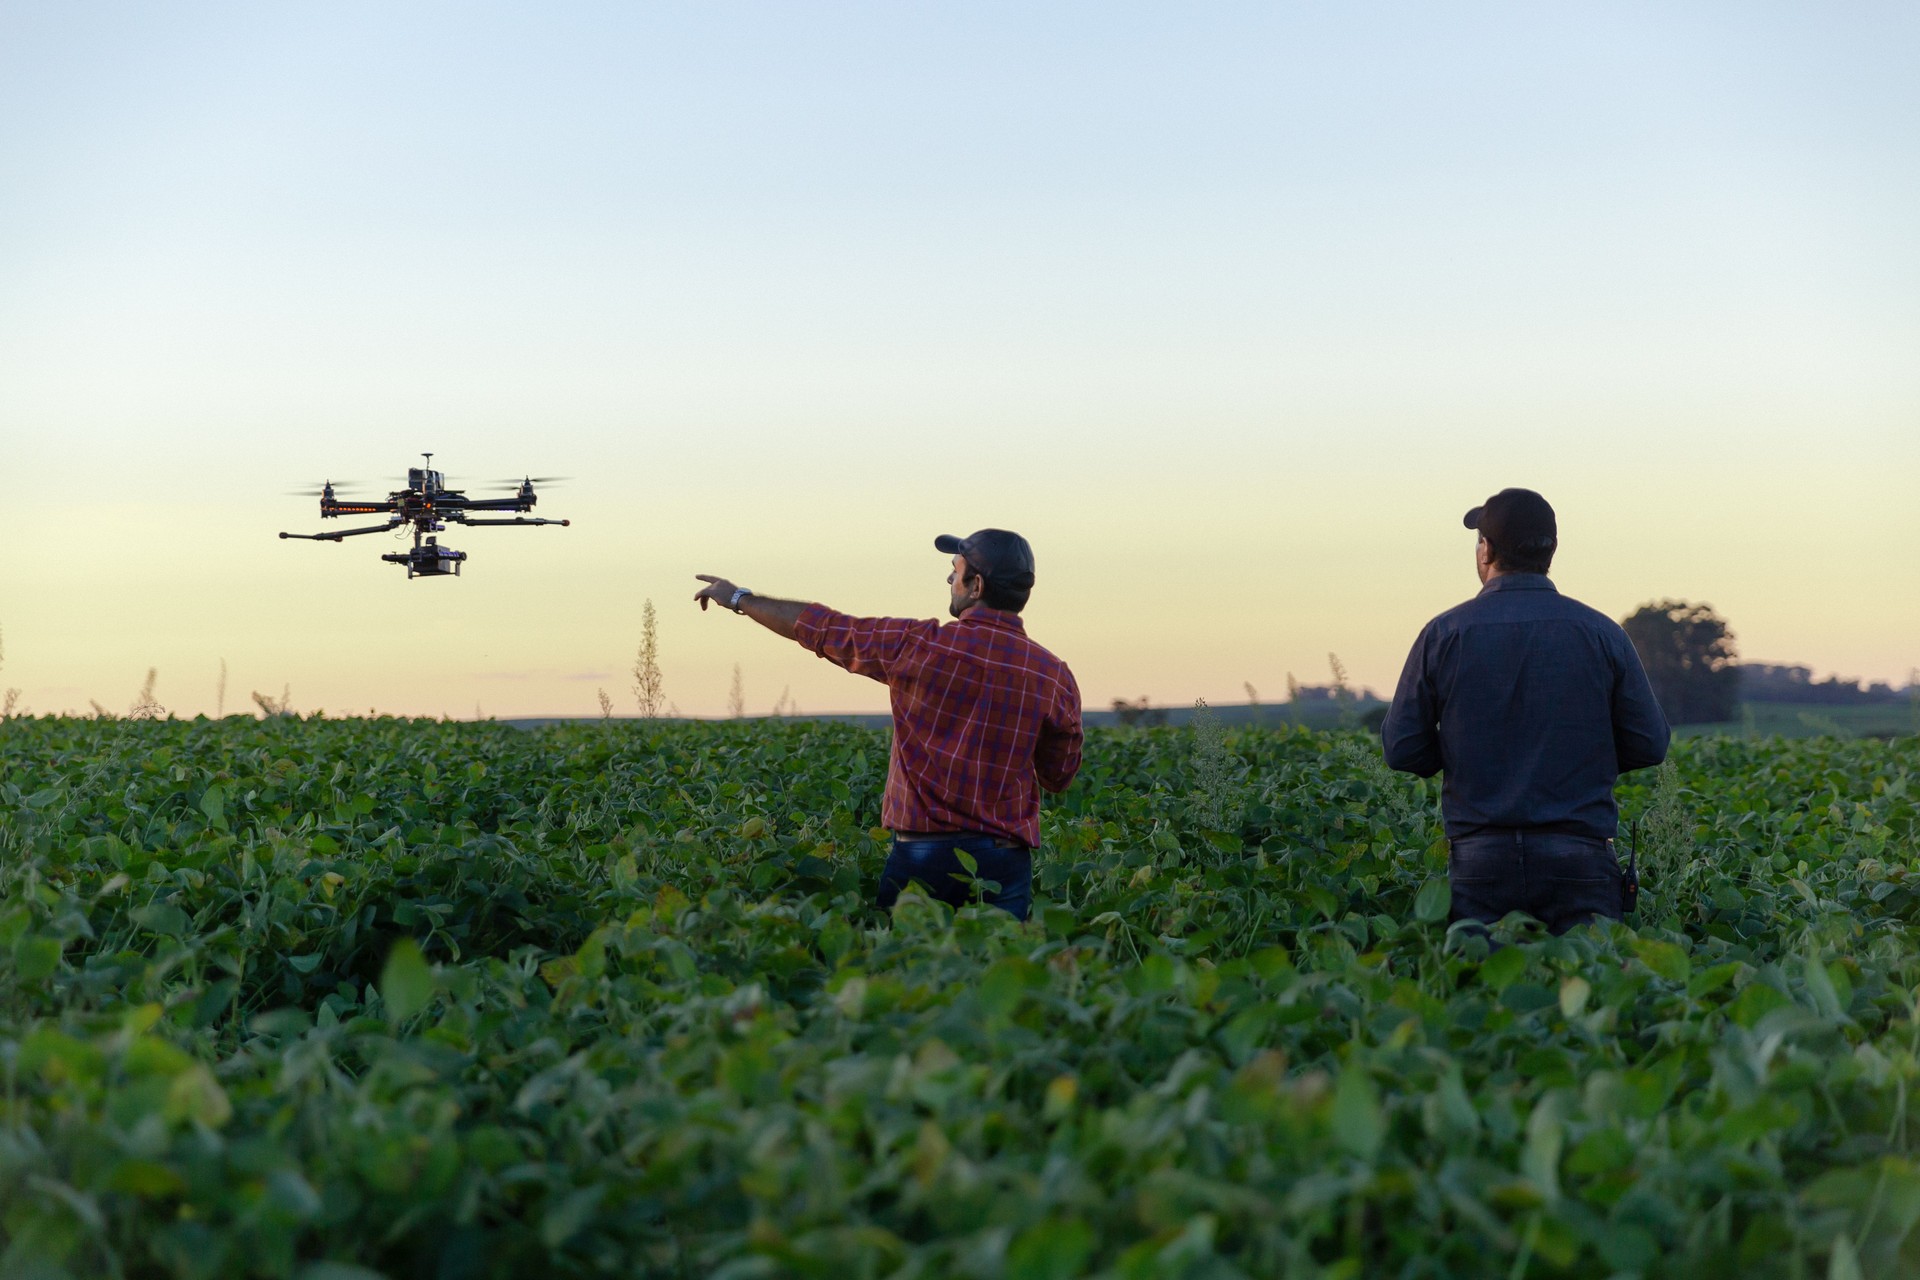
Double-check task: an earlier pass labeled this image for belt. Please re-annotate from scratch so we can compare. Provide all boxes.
[894,830,1027,850]
[1452,828,1611,844]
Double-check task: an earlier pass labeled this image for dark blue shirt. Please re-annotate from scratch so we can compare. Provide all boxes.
[1381,574,1670,839]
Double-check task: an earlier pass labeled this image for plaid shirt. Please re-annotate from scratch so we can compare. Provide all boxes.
[792,603,1082,848]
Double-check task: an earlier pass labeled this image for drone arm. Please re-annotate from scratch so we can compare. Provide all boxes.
[457,497,535,512]
[452,516,571,528]
[279,521,400,542]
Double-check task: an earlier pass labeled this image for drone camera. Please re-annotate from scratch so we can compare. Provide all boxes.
[382,537,468,579]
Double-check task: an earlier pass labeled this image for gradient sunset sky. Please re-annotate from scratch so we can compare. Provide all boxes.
[2,2,1915,719]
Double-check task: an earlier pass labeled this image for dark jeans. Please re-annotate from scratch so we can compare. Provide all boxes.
[1448,830,1624,937]
[877,834,1033,921]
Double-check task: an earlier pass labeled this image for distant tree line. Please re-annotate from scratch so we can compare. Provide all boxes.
[1620,600,1914,726]
[1110,697,1169,727]
[1736,663,1912,706]
[1112,605,1905,733]
[1285,682,1387,704]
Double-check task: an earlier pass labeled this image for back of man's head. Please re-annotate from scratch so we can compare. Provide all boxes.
[1464,489,1557,573]
[935,528,1036,612]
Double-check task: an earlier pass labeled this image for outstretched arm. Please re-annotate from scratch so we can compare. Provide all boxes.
[694,575,808,641]
[695,574,925,682]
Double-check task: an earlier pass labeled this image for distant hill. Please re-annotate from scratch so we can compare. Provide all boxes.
[1738,663,1914,706]
[1674,700,1918,741]
[505,691,1915,741]
[1091,699,1385,729]
[502,698,1387,733]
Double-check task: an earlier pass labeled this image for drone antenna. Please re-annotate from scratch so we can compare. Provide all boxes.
[422,452,433,466]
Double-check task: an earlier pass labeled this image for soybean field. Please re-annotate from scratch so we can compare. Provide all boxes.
[2,717,1918,1279]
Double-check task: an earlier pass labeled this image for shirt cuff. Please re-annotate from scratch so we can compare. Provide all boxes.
[790,602,837,652]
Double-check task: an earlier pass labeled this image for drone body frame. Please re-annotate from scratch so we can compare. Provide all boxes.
[279,453,571,578]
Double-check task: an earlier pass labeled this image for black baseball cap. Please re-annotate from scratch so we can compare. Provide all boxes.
[934,528,1036,591]
[1463,488,1556,551]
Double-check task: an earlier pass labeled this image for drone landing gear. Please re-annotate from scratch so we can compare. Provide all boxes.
[382,536,468,579]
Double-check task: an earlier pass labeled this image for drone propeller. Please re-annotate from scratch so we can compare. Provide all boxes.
[287,481,369,497]
[491,475,572,486]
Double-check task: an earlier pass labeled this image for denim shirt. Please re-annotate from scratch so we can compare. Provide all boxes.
[1380,574,1670,839]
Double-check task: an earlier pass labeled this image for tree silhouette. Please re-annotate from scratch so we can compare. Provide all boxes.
[1110,697,1168,727]
[1622,600,1740,724]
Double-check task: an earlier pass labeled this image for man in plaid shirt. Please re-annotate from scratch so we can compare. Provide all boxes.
[693,529,1082,920]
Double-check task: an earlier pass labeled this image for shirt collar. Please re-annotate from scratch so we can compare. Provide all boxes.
[956,605,1026,630]
[1477,572,1557,596]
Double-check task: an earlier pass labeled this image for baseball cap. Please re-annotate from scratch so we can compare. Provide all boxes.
[934,528,1036,591]
[1463,488,1556,552]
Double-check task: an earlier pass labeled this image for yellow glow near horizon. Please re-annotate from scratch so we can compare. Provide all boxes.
[1,5,1916,719]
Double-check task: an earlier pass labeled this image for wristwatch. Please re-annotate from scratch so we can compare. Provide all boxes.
[727,587,753,614]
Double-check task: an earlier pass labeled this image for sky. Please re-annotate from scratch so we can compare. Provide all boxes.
[1,2,1915,719]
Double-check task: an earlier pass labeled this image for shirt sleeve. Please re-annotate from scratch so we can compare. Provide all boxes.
[1035,668,1084,794]
[1610,628,1671,772]
[790,604,934,685]
[1381,623,1444,777]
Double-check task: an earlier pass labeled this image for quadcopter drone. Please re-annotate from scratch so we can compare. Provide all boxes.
[279,453,571,578]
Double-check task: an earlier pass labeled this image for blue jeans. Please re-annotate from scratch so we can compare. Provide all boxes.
[877,834,1033,921]
[1448,830,1624,936]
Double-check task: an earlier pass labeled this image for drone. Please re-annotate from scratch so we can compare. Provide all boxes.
[279,453,571,578]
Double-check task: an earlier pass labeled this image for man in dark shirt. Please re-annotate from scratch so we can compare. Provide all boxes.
[1381,488,1670,935]
[692,529,1082,920]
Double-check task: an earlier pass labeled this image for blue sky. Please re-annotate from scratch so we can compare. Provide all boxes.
[2,3,1914,716]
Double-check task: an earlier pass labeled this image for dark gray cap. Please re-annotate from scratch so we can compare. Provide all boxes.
[934,528,1035,591]
[1464,488,1556,550]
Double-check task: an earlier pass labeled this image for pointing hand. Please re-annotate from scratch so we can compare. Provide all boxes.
[694,574,739,612]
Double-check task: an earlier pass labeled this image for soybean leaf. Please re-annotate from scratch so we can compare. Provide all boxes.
[1331,1065,1385,1160]
[1413,877,1450,923]
[1008,1219,1094,1280]
[380,938,434,1025]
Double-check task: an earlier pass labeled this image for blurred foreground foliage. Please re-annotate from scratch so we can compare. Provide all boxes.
[1,716,1919,1278]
